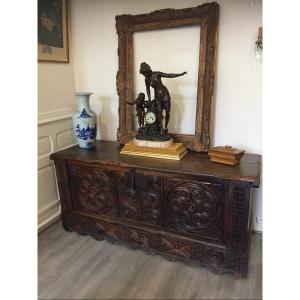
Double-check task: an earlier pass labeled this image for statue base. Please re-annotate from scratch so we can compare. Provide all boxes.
[133,138,173,148]
[136,126,171,142]
[120,140,188,160]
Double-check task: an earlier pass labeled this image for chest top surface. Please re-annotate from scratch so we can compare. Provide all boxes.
[50,140,261,186]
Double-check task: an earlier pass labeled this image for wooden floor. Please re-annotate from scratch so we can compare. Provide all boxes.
[38,220,262,300]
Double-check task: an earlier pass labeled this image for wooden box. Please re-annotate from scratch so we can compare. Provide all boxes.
[208,146,245,166]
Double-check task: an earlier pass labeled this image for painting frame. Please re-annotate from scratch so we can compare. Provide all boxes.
[115,2,219,152]
[38,0,69,63]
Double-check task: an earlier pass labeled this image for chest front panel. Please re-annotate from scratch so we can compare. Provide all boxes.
[66,161,226,246]
[163,176,224,243]
[67,162,118,216]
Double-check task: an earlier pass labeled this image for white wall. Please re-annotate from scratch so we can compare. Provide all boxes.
[70,0,262,231]
[38,14,77,230]
[38,63,76,121]
[133,26,200,134]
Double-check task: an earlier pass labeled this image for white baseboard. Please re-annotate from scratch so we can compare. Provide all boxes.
[38,212,61,233]
[38,200,61,232]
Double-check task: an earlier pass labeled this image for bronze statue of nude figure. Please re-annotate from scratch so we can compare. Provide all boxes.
[139,62,187,133]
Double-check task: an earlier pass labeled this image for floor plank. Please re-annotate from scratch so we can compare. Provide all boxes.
[38,221,262,299]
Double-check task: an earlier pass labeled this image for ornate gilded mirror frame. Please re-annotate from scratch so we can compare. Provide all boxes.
[115,2,219,152]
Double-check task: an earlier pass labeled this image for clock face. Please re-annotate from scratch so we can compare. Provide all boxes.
[145,111,156,124]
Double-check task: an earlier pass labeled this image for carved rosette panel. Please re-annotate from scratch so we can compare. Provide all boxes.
[204,248,225,267]
[165,181,222,236]
[140,192,161,225]
[192,244,225,269]
[119,188,139,220]
[72,168,116,215]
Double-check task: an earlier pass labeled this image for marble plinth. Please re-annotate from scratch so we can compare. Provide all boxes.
[133,138,173,148]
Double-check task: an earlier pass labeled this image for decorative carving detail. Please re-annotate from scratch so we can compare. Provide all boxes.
[231,186,247,251]
[128,229,140,247]
[95,221,124,242]
[61,212,248,277]
[163,177,176,190]
[119,188,139,220]
[147,176,161,190]
[116,3,219,26]
[125,227,161,251]
[140,191,161,225]
[116,171,132,189]
[200,17,218,149]
[115,15,132,34]
[116,71,122,97]
[225,252,248,275]
[139,231,152,249]
[165,181,221,234]
[73,168,116,214]
[162,236,192,260]
[204,248,225,266]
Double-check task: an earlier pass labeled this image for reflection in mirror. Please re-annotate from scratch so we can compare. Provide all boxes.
[133,26,200,135]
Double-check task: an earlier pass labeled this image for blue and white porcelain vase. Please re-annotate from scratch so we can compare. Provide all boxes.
[73,92,97,149]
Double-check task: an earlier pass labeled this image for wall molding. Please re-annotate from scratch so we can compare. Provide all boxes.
[38,116,77,231]
[38,113,74,125]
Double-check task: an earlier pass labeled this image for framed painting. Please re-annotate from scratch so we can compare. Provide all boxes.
[38,0,69,62]
[115,2,219,152]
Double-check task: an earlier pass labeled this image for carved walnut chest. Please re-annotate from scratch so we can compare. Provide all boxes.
[50,140,261,277]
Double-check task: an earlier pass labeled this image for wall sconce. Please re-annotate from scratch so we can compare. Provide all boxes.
[255,27,263,60]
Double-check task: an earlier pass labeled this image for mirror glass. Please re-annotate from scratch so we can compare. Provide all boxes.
[133,26,200,135]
